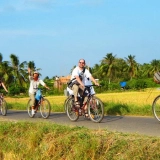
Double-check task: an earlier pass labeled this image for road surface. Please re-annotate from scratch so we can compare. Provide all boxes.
[0,110,160,137]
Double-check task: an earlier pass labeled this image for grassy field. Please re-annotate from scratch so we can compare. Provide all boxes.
[5,88,160,116]
[0,121,160,160]
[1,89,160,159]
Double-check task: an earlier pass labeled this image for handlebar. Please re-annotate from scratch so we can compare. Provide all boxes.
[84,85,101,88]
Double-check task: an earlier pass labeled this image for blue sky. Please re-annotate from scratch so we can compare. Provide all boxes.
[0,0,160,79]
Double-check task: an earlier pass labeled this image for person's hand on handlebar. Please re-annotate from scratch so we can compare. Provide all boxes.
[94,82,99,86]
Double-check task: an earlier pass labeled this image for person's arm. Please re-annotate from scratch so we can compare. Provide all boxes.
[1,83,8,92]
[89,76,99,86]
[75,75,84,87]
[85,69,99,86]
[44,84,50,90]
[39,80,50,90]
[28,68,32,80]
[28,68,31,75]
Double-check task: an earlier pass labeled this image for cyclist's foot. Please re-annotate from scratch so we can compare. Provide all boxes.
[74,101,80,108]
[32,109,36,115]
[84,110,89,118]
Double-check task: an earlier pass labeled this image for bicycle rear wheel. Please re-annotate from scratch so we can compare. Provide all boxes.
[1,99,7,116]
[40,98,51,119]
[87,96,104,123]
[66,97,79,121]
[27,99,35,118]
[152,95,160,121]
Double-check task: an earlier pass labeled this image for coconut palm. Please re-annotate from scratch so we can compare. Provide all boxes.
[10,54,28,87]
[150,59,160,74]
[0,53,13,87]
[125,55,138,80]
[100,53,116,84]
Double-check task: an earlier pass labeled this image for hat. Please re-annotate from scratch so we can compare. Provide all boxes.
[33,71,39,75]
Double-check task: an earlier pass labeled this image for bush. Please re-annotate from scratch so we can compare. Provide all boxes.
[9,86,21,95]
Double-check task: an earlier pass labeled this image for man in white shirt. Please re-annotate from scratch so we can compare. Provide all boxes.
[70,59,99,109]
[28,68,50,115]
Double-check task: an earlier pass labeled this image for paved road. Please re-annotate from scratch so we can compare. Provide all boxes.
[0,110,160,137]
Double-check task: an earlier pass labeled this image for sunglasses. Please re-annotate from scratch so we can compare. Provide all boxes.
[79,62,85,64]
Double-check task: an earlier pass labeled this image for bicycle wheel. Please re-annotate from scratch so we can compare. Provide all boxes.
[1,99,7,116]
[66,97,79,121]
[152,95,160,121]
[27,99,35,118]
[87,96,104,123]
[64,96,72,113]
[40,98,51,119]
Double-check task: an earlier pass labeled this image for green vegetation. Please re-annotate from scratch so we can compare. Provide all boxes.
[6,100,153,117]
[0,121,160,160]
[1,52,160,96]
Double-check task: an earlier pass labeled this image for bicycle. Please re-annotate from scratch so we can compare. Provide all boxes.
[66,85,104,123]
[152,95,160,121]
[27,89,51,119]
[64,95,72,113]
[0,93,7,116]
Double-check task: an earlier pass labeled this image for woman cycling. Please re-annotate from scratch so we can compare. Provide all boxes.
[28,68,50,115]
[0,79,8,93]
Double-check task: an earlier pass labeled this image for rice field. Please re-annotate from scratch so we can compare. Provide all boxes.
[5,88,160,107]
[97,88,160,107]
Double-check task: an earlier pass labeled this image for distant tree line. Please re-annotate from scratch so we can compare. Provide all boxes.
[0,52,160,96]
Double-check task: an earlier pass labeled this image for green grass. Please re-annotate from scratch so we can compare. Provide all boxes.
[7,101,153,117]
[104,102,152,116]
[0,121,160,160]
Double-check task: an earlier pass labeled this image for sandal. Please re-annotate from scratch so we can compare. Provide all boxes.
[74,101,80,108]
[84,110,89,118]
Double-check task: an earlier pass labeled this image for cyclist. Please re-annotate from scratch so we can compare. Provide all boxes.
[69,59,99,115]
[28,68,50,115]
[67,77,95,96]
[0,79,8,93]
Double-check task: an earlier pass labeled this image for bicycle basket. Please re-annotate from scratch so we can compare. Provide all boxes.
[35,89,42,101]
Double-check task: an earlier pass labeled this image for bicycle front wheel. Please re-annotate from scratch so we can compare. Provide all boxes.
[27,99,35,118]
[152,95,160,121]
[87,96,104,123]
[40,98,51,119]
[1,99,7,116]
[66,97,79,121]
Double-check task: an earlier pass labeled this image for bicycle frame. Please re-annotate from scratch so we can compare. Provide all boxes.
[66,85,104,123]
[27,89,51,119]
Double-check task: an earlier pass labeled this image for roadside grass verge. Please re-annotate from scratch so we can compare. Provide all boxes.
[0,121,160,160]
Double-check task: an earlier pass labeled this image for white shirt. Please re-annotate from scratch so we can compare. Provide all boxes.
[29,76,45,94]
[67,77,95,96]
[71,66,91,83]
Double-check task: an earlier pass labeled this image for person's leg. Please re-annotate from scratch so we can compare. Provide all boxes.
[72,84,79,101]
[72,84,80,107]
[29,93,36,114]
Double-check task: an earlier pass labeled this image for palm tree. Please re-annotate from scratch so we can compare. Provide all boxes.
[100,53,116,84]
[125,55,138,80]
[0,53,2,63]
[10,54,28,87]
[114,58,129,81]
[0,53,13,87]
[92,64,101,79]
[150,59,160,74]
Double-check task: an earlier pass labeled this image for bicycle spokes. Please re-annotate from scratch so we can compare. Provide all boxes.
[88,97,104,123]
[66,97,79,121]
[40,98,51,119]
